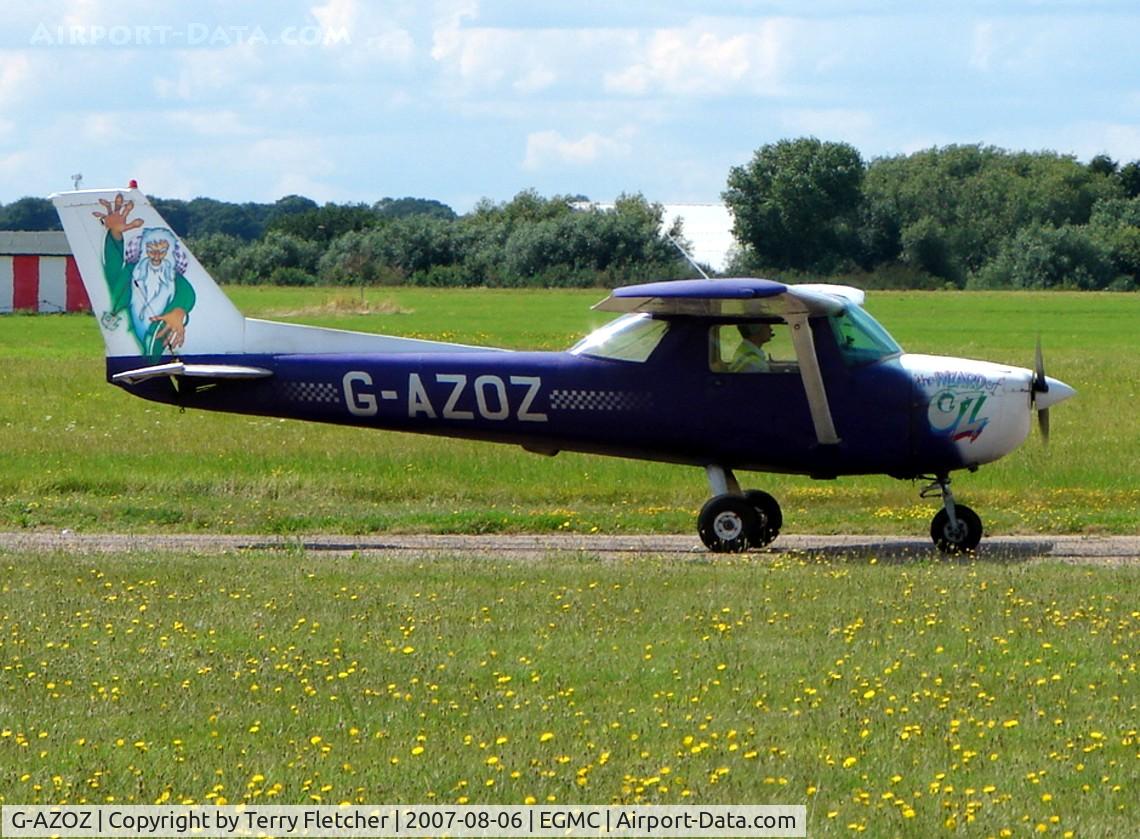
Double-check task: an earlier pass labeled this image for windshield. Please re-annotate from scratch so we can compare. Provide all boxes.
[829,305,903,366]
[570,313,669,362]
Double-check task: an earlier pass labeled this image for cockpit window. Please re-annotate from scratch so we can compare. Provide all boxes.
[570,313,669,362]
[709,321,799,374]
[829,305,903,366]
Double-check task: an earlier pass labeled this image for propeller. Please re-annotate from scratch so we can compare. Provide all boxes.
[1032,337,1051,444]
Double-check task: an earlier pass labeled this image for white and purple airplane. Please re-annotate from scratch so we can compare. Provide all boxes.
[53,186,1075,553]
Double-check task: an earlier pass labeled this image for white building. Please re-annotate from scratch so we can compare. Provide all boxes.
[574,201,737,274]
[660,203,736,274]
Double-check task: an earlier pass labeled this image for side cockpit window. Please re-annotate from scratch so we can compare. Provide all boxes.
[709,321,799,374]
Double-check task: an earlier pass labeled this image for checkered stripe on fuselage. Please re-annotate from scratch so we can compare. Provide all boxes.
[549,389,652,412]
[283,381,340,404]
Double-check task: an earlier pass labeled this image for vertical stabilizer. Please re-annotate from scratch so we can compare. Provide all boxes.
[51,187,246,360]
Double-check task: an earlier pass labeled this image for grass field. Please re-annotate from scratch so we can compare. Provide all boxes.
[0,548,1135,837]
[1,287,1137,537]
[1,288,1138,837]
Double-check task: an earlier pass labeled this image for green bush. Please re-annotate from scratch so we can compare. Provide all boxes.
[970,224,1117,289]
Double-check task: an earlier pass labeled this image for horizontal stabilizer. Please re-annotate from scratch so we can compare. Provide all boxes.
[111,362,274,385]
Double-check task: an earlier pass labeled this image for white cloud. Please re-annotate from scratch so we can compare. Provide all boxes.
[431,0,478,40]
[124,134,341,203]
[310,0,415,63]
[0,52,32,106]
[968,16,1102,78]
[513,66,556,94]
[523,127,634,170]
[431,18,637,97]
[153,46,263,102]
[969,21,996,72]
[80,113,124,143]
[604,18,792,96]
[0,150,32,180]
[363,28,415,61]
[431,26,509,87]
[310,0,355,37]
[131,153,201,199]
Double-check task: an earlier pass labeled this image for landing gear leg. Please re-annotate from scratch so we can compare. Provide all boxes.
[697,466,783,552]
[922,474,983,553]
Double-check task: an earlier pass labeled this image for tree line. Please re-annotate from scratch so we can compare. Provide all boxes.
[725,139,1140,290]
[4,140,1139,289]
[0,190,689,288]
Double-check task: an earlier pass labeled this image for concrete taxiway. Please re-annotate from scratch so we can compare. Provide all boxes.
[1,531,1137,565]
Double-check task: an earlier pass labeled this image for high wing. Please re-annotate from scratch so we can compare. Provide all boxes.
[593,278,865,318]
[594,278,864,446]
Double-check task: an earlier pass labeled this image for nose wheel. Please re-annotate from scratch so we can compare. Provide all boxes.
[922,475,983,553]
[698,467,783,552]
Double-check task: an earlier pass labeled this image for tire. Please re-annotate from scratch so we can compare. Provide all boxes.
[743,489,783,547]
[930,504,983,553]
[698,495,758,553]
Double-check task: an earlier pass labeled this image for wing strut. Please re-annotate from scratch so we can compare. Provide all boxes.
[787,314,840,446]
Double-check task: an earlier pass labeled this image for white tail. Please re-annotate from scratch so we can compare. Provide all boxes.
[51,188,246,360]
[51,186,496,361]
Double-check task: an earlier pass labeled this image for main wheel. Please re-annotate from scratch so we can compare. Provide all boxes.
[743,489,783,547]
[698,495,758,553]
[930,504,983,553]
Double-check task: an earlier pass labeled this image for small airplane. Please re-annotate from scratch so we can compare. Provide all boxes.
[52,186,1076,553]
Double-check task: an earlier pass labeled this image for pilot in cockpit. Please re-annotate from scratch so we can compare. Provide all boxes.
[730,322,773,372]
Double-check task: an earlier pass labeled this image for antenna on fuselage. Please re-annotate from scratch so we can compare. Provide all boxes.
[665,232,710,280]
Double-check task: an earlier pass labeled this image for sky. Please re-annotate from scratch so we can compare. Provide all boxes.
[2,0,1139,213]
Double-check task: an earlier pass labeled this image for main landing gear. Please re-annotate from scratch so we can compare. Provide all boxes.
[696,468,983,554]
[921,474,983,553]
[697,466,783,553]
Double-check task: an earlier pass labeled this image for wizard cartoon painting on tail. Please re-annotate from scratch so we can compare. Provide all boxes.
[93,193,196,361]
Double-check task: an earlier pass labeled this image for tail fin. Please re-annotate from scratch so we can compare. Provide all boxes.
[53,184,502,362]
[51,187,245,360]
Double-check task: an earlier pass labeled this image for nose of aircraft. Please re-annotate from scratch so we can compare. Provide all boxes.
[1034,376,1077,411]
